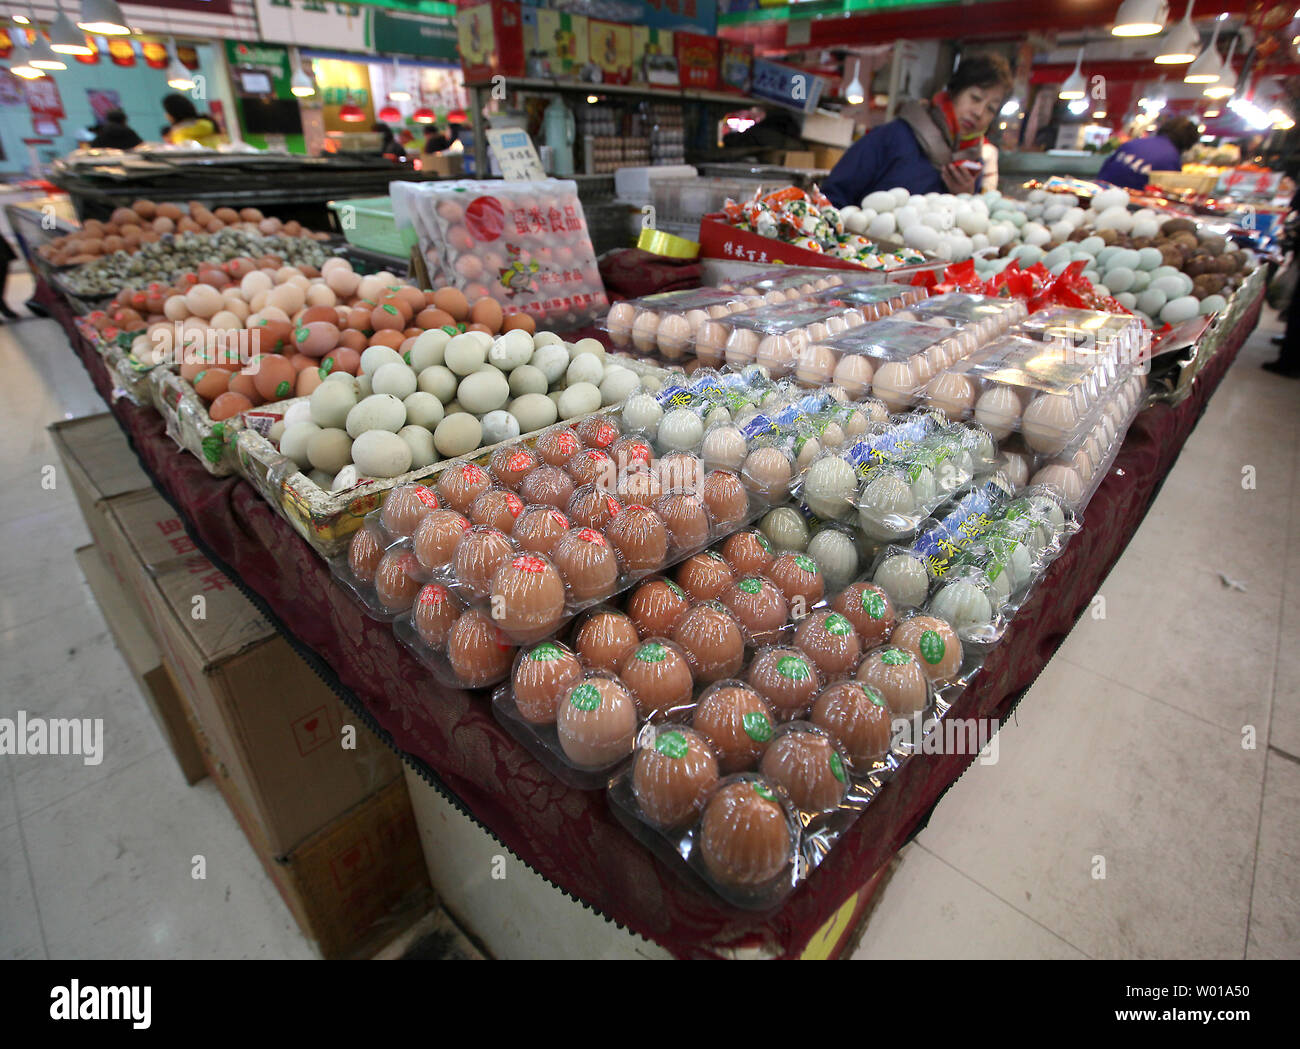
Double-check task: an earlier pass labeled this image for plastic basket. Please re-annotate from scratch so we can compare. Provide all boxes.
[327,196,405,258]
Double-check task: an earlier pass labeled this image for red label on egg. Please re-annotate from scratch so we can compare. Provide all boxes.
[462,464,485,483]
[557,432,580,454]
[593,423,618,446]
[420,585,447,604]
[414,487,439,508]
[507,452,533,472]
[505,494,524,515]
[512,554,547,573]
[606,498,620,518]
[550,511,570,528]
[578,528,606,545]
[627,442,650,462]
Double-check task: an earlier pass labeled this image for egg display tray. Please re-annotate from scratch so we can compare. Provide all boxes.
[148,368,242,477]
[85,327,158,407]
[897,292,1029,345]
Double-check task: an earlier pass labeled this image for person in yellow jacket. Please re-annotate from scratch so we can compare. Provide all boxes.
[162,93,223,148]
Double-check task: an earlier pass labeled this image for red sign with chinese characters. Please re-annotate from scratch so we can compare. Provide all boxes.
[25,76,64,120]
[675,32,719,92]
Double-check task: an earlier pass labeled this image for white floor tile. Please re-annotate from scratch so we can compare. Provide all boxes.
[0,819,46,959]
[1245,752,1300,959]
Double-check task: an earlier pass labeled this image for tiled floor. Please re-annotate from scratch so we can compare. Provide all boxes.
[0,274,1296,960]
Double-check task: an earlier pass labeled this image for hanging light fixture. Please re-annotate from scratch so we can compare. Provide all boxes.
[412,84,435,123]
[77,0,130,35]
[1202,35,1238,97]
[166,38,194,90]
[50,2,94,55]
[290,47,315,98]
[1113,0,1168,37]
[844,55,864,105]
[8,41,45,78]
[1184,19,1223,82]
[388,58,410,102]
[1155,1,1198,63]
[378,103,402,123]
[339,94,366,122]
[1059,48,1086,99]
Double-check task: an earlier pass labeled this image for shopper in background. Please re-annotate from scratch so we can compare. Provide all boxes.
[161,93,222,148]
[0,234,21,321]
[90,109,143,150]
[822,52,1013,207]
[372,122,403,160]
[1265,178,1300,378]
[1096,117,1198,191]
[423,124,453,153]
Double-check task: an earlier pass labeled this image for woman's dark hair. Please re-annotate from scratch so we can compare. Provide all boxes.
[948,52,1014,98]
[104,109,128,126]
[162,93,198,122]
[1158,116,1200,152]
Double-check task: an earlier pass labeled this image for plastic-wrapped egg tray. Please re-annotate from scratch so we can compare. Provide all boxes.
[808,281,927,319]
[893,291,1028,346]
[716,265,854,297]
[1011,305,1151,377]
[602,288,764,361]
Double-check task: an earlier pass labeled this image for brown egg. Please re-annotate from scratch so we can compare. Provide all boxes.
[413,583,460,648]
[760,725,849,812]
[702,470,749,529]
[518,465,575,510]
[470,297,504,333]
[502,312,536,335]
[471,487,525,533]
[742,445,793,500]
[552,528,619,602]
[345,307,373,331]
[131,199,157,219]
[490,553,567,643]
[536,427,583,467]
[337,329,367,353]
[413,508,471,570]
[632,726,718,828]
[452,526,515,597]
[617,467,663,505]
[832,582,896,647]
[574,610,640,673]
[811,681,893,765]
[565,447,616,489]
[370,302,407,331]
[658,451,704,494]
[745,646,821,720]
[513,641,583,724]
[891,615,963,682]
[432,287,470,321]
[576,415,620,449]
[110,206,137,225]
[374,548,422,612]
[675,551,733,603]
[696,686,774,774]
[719,575,788,644]
[394,285,426,314]
[253,318,294,353]
[448,608,515,688]
[490,446,539,490]
[511,505,571,557]
[620,638,694,719]
[436,461,491,514]
[300,305,339,326]
[856,647,929,717]
[605,504,668,573]
[654,493,710,552]
[556,675,637,768]
[699,778,793,889]
[794,610,862,678]
[208,391,253,421]
[295,365,323,398]
[416,307,456,331]
[319,347,362,377]
[158,202,185,221]
[368,330,406,350]
[672,603,744,684]
[381,483,439,538]
[611,436,654,473]
[192,368,232,403]
[768,553,825,612]
[380,293,415,325]
[252,355,297,402]
[567,485,622,530]
[347,523,386,583]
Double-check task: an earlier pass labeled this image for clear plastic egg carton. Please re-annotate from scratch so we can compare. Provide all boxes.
[601,288,763,361]
[928,334,1120,463]
[870,479,1080,648]
[892,292,1028,346]
[716,266,851,297]
[1011,306,1151,379]
[798,318,979,406]
[711,300,876,375]
[808,281,926,319]
[797,411,1000,546]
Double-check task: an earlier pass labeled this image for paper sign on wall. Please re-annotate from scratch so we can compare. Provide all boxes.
[485,127,545,180]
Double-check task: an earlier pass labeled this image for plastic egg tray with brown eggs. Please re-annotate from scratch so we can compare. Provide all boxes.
[869,480,1081,649]
[715,265,853,297]
[806,280,929,319]
[796,410,1001,546]
[890,291,1029,346]
[1011,306,1151,384]
[602,288,765,362]
[391,178,609,331]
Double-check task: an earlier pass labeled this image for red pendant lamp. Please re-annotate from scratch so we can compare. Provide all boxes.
[378,104,402,123]
[339,92,365,122]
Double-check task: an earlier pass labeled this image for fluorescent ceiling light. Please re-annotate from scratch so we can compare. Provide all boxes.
[1113,0,1168,36]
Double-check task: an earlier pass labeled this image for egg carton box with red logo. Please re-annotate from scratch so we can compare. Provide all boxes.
[390,178,608,332]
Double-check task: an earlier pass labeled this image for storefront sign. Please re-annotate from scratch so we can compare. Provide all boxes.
[25,77,65,121]
[370,8,459,61]
[255,0,369,51]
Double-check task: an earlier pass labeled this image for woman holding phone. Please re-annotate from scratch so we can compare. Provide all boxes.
[822,53,1013,208]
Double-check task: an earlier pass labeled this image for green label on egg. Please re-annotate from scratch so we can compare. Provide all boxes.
[665,579,686,600]
[655,731,689,759]
[794,555,818,574]
[756,534,772,552]
[569,683,601,711]
[743,712,773,743]
[194,370,207,384]
[919,629,946,665]
[862,685,886,707]
[830,751,846,783]
[738,577,762,595]
[381,303,399,315]
[636,642,667,663]
[861,590,887,619]
[276,381,291,398]
[403,351,412,365]
[441,325,458,336]
[776,656,811,681]
[529,642,565,662]
[752,782,776,802]
[295,326,309,343]
[881,649,911,666]
[825,613,853,636]
[320,356,335,375]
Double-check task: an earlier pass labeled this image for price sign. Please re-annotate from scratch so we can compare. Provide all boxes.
[750,57,824,113]
[485,127,546,180]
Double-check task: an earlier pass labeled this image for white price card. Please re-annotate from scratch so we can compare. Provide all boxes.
[485,128,546,181]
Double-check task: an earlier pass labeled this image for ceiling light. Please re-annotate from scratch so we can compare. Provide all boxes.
[844,56,864,106]
[77,0,130,35]
[339,100,365,122]
[388,58,410,101]
[9,42,44,78]
[1184,20,1223,82]
[1202,35,1237,97]
[1001,98,1020,115]
[586,95,598,104]
[1155,0,1198,63]
[13,14,29,23]
[1093,110,1108,118]
[290,60,315,97]
[166,38,193,90]
[1113,0,1168,36]
[412,105,435,123]
[49,4,93,55]
[1067,98,1090,114]
[26,26,67,70]
[1059,48,1086,99]
[377,104,402,123]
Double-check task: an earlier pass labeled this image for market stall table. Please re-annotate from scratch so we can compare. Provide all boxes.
[37,275,1264,959]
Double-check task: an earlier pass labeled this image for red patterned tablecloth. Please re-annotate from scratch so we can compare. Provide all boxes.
[43,280,1262,958]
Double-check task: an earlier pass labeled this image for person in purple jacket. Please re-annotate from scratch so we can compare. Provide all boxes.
[822,53,1013,208]
[1096,118,1200,191]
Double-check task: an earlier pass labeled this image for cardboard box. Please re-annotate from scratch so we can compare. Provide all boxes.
[523,6,588,77]
[781,150,817,169]
[420,152,465,178]
[675,32,720,92]
[589,18,633,85]
[199,719,431,959]
[100,485,401,854]
[720,40,753,94]
[76,544,207,785]
[800,110,856,148]
[457,0,525,83]
[633,26,677,86]
[813,145,845,170]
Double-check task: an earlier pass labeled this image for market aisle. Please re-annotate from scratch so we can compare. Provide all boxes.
[854,310,1300,960]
